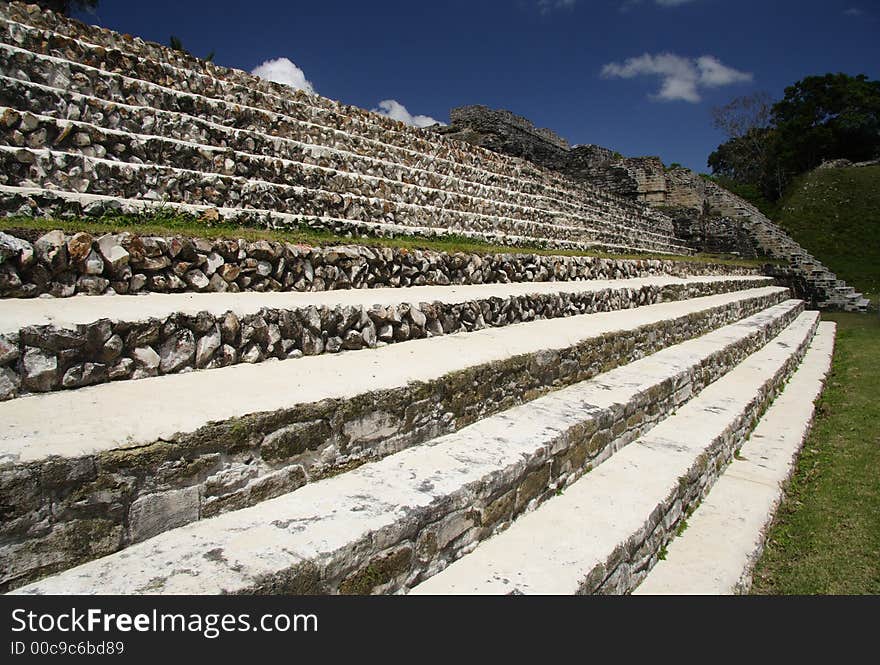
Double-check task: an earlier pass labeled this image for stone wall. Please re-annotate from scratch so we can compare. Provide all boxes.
[0,287,791,591]
[0,228,756,301]
[0,4,684,254]
[0,271,767,400]
[438,104,868,310]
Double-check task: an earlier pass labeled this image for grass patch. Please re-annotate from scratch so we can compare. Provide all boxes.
[0,214,766,268]
[775,166,880,299]
[751,312,880,594]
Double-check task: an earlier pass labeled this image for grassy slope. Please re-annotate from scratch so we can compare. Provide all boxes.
[751,313,880,594]
[776,166,880,303]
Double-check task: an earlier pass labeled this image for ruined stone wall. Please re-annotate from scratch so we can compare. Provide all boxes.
[0,2,685,256]
[437,105,868,310]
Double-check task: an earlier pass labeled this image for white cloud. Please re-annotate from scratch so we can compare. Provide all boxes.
[844,7,864,16]
[621,0,700,9]
[372,100,443,128]
[538,0,577,13]
[601,52,753,103]
[251,57,315,94]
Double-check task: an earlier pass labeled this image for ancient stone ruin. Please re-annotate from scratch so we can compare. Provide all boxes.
[440,105,870,312]
[0,2,844,595]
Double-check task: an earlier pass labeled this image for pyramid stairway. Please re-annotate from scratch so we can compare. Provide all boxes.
[1,246,832,593]
[0,3,836,595]
[0,1,689,256]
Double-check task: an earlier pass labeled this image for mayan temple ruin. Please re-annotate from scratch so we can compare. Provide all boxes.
[0,1,861,596]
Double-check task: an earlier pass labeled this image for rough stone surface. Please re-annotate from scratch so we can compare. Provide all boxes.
[0,287,792,589]
[0,275,774,399]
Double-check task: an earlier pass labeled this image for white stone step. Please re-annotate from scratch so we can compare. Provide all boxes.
[0,77,673,240]
[0,19,671,232]
[0,287,790,590]
[0,275,769,399]
[409,310,819,595]
[0,40,667,236]
[9,299,807,594]
[0,105,684,249]
[1,146,685,254]
[0,275,770,335]
[633,322,835,595]
[1,286,787,465]
[0,184,664,256]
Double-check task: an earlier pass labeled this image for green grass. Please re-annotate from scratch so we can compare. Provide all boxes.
[0,214,766,268]
[775,166,880,299]
[751,312,880,594]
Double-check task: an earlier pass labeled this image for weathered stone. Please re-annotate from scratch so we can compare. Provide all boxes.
[0,232,34,270]
[159,330,196,374]
[361,321,377,348]
[128,487,200,543]
[409,307,427,328]
[261,420,331,461]
[132,346,160,377]
[196,326,221,368]
[0,335,19,365]
[184,269,209,291]
[326,336,343,353]
[129,273,147,292]
[0,366,21,400]
[99,334,124,363]
[96,234,129,273]
[34,230,68,273]
[62,362,107,389]
[66,232,93,264]
[217,263,240,282]
[0,263,22,292]
[84,249,105,275]
[342,329,363,350]
[208,272,228,292]
[108,357,135,381]
[377,324,394,342]
[168,237,196,260]
[240,317,268,347]
[76,275,109,295]
[241,343,264,364]
[203,252,224,276]
[220,312,240,344]
[22,347,58,392]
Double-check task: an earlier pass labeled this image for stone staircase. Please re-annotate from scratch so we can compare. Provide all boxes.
[1,244,832,593]
[701,180,870,312]
[0,1,688,256]
[0,3,836,596]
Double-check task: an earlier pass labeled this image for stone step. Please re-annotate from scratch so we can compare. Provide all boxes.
[0,92,682,247]
[0,14,674,233]
[409,309,819,595]
[632,322,835,595]
[0,42,670,238]
[0,145,687,254]
[0,275,772,399]
[0,285,790,591]
[0,185,673,258]
[0,223,755,301]
[8,298,806,594]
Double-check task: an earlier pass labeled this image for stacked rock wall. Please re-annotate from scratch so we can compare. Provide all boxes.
[0,2,687,256]
[440,104,869,311]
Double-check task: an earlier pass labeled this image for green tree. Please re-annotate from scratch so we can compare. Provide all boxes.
[709,74,880,199]
[771,73,880,175]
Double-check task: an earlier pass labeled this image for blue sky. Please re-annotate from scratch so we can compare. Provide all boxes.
[74,0,880,172]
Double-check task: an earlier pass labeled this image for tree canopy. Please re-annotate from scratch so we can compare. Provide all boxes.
[708,73,880,199]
